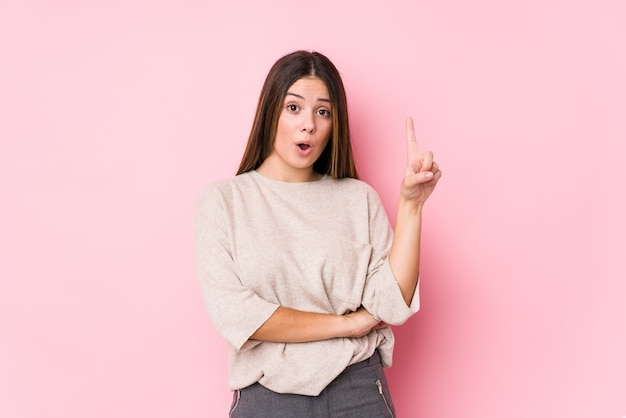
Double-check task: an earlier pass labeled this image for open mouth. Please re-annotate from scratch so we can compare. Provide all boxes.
[297,143,311,150]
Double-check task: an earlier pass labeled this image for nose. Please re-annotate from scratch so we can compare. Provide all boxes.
[301,112,315,133]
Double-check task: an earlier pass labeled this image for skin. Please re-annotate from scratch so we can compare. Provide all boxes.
[389,117,441,306]
[251,77,442,343]
[257,76,332,183]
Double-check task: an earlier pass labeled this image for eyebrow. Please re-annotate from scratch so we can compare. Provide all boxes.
[286,92,331,103]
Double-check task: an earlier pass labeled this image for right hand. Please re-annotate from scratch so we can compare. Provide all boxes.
[345,307,388,338]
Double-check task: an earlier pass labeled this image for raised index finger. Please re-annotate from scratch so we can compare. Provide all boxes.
[406,117,419,162]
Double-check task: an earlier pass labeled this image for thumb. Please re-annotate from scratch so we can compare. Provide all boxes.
[405,171,433,188]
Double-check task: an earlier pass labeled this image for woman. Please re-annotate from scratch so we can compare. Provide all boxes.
[195,50,441,417]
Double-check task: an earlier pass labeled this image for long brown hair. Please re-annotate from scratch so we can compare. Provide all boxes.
[236,50,358,179]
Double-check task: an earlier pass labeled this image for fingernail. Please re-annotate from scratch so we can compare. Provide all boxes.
[424,172,433,180]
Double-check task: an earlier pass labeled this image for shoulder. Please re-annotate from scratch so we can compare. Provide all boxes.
[334,178,390,220]
[197,172,254,200]
[195,173,256,215]
[333,177,375,192]
[334,177,382,201]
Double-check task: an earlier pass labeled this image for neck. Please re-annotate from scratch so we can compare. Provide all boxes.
[256,161,322,183]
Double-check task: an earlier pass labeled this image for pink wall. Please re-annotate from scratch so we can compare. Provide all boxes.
[1,1,625,417]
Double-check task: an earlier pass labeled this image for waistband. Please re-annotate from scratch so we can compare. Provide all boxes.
[340,350,381,375]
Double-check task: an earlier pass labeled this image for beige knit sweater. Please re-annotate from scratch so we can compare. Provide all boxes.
[195,170,419,396]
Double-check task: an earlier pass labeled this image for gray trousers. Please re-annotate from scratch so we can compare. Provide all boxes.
[228,350,396,417]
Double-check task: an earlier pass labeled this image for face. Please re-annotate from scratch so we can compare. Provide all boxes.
[258,76,332,182]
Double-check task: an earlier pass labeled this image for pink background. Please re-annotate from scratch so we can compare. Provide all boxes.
[1,1,625,417]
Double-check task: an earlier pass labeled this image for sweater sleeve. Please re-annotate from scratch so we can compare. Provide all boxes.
[360,186,420,325]
[194,184,279,351]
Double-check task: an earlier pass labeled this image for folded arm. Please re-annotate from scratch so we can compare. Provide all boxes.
[250,306,384,343]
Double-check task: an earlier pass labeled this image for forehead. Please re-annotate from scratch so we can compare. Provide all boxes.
[286,77,329,98]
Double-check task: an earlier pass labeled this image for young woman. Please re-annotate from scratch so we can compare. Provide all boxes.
[195,50,441,417]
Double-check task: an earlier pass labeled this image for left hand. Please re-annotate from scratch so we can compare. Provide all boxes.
[400,117,442,205]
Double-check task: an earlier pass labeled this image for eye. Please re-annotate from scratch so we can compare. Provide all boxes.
[286,104,299,112]
[317,108,331,118]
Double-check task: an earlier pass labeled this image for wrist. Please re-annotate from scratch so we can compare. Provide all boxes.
[339,313,357,338]
[397,197,424,216]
